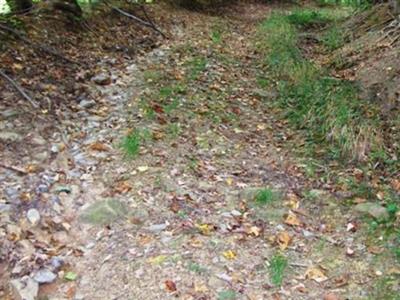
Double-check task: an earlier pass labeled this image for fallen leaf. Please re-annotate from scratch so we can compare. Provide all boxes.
[148,255,167,265]
[367,246,384,254]
[246,226,261,237]
[276,231,291,250]
[196,224,213,236]
[165,280,177,292]
[114,181,132,194]
[64,272,78,281]
[89,142,110,152]
[305,266,328,282]
[284,211,301,226]
[391,179,400,192]
[323,293,341,300]
[137,166,149,172]
[222,250,237,260]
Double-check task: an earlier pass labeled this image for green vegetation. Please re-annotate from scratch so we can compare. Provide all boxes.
[322,24,345,50]
[257,10,382,161]
[268,253,288,286]
[217,290,237,300]
[255,188,278,205]
[121,130,142,158]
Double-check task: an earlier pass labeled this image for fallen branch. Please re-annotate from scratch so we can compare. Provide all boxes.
[0,69,39,108]
[0,163,28,175]
[105,3,166,38]
[0,23,77,64]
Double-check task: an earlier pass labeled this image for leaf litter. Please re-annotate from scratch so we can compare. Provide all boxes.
[0,2,398,300]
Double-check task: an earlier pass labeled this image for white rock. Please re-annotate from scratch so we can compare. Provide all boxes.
[33,268,57,283]
[26,209,40,226]
[10,276,39,300]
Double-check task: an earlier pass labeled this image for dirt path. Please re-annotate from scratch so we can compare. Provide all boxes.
[1,3,397,300]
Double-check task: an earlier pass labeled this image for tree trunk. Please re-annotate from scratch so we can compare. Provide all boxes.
[5,0,32,12]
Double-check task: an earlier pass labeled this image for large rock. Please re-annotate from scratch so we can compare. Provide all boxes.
[10,276,39,300]
[33,268,57,284]
[80,199,127,225]
[0,131,22,143]
[354,202,389,220]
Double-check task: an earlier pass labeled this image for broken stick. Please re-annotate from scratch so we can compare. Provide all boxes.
[0,69,39,108]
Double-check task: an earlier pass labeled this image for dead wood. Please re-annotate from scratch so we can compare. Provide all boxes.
[0,69,39,108]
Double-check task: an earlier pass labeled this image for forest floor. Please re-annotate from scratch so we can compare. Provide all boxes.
[1,1,399,300]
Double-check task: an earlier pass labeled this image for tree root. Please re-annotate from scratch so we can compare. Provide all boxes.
[0,69,39,108]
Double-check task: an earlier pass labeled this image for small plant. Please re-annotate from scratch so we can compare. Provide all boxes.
[167,123,181,139]
[188,262,207,274]
[217,290,237,300]
[255,188,277,205]
[268,253,288,286]
[322,24,345,50]
[187,56,207,80]
[120,131,141,158]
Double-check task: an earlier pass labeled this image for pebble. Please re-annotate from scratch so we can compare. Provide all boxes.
[148,223,168,232]
[26,208,40,226]
[0,131,22,142]
[92,73,111,85]
[33,268,57,284]
[79,99,97,109]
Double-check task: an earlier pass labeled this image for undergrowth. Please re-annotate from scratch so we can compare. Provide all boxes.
[256,10,382,161]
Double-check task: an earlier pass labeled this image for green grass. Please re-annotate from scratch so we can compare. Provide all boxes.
[186,56,207,80]
[217,290,237,300]
[322,24,345,50]
[268,253,288,286]
[121,131,141,157]
[255,188,278,205]
[257,10,382,161]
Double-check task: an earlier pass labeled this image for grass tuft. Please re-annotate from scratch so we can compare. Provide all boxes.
[120,130,141,158]
[256,10,383,161]
[268,253,288,286]
[255,188,278,205]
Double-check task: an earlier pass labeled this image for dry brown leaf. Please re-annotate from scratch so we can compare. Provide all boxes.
[114,181,132,194]
[391,179,400,192]
[305,266,328,283]
[277,231,291,250]
[284,211,301,226]
[323,293,341,300]
[246,225,261,237]
[89,142,110,152]
[165,280,177,292]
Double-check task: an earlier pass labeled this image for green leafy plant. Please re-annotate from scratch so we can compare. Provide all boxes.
[268,253,288,286]
[120,131,141,158]
[255,188,278,205]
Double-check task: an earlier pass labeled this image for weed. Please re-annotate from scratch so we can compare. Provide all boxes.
[287,9,334,27]
[187,56,207,80]
[143,70,162,83]
[211,27,222,44]
[257,11,383,160]
[167,123,181,139]
[268,253,288,286]
[255,188,278,205]
[217,290,237,300]
[188,262,208,274]
[164,98,180,114]
[322,24,345,50]
[120,131,141,158]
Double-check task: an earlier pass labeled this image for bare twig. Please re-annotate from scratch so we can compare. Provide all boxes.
[0,163,28,175]
[0,23,78,64]
[105,2,166,38]
[0,69,39,108]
